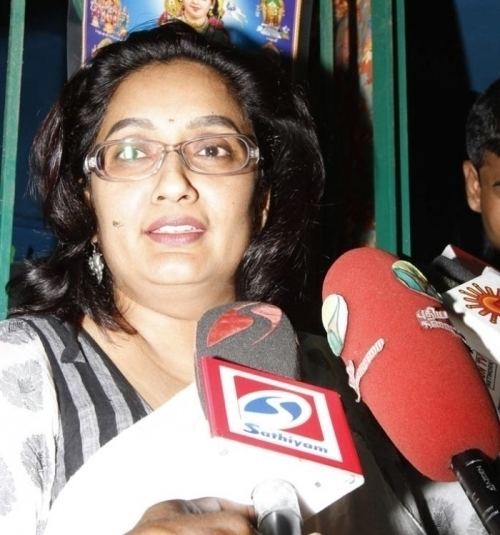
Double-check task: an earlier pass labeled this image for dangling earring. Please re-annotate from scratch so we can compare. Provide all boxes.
[88,241,104,284]
[208,7,213,16]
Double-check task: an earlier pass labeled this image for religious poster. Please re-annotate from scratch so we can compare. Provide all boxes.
[69,0,309,76]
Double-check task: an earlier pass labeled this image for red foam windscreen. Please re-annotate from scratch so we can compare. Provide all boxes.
[321,247,499,481]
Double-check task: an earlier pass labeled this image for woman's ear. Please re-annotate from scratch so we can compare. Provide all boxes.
[463,160,482,213]
[260,189,271,230]
[83,182,97,243]
[83,179,92,205]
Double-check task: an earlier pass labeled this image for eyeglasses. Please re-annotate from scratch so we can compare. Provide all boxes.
[83,134,260,181]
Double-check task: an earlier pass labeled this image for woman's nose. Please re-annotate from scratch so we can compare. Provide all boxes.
[151,151,198,203]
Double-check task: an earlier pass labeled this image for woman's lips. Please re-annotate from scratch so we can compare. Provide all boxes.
[146,217,206,245]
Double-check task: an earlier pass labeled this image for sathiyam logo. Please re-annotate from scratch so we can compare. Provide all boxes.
[230,377,330,457]
[238,390,312,430]
[219,367,342,462]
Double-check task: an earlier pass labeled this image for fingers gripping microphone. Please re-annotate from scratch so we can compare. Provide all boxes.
[321,247,500,533]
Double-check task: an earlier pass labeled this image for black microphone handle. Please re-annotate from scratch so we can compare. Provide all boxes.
[451,449,500,535]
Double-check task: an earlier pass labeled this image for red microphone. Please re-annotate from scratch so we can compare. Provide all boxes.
[321,247,500,533]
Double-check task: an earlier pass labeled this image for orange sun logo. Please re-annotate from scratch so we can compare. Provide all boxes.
[458,282,500,324]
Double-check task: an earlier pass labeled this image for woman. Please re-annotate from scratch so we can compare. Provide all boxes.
[1,19,481,535]
[0,21,323,534]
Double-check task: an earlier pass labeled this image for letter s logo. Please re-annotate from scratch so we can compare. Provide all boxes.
[238,390,312,430]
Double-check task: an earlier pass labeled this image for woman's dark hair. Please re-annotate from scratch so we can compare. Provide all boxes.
[9,21,324,330]
[466,79,500,168]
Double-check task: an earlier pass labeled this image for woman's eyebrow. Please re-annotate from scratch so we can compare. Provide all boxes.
[186,115,242,132]
[105,118,155,139]
[104,115,243,139]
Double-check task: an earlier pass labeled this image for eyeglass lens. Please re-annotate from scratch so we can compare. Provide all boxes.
[97,135,254,179]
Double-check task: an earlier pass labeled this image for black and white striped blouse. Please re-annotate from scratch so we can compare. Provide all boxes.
[0,315,150,534]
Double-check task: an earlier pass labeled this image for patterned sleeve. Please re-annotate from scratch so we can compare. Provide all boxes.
[0,318,59,535]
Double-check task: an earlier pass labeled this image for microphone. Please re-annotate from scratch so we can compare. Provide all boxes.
[195,301,363,532]
[196,301,304,534]
[430,243,494,289]
[441,264,500,413]
[321,246,500,533]
[194,300,301,397]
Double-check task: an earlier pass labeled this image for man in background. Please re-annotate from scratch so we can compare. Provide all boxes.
[463,78,500,267]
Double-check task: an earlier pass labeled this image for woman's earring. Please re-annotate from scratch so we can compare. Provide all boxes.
[88,241,104,284]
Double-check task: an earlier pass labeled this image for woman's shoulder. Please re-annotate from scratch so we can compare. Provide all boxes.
[0,315,46,351]
[0,313,75,372]
[0,314,61,400]
[0,315,59,393]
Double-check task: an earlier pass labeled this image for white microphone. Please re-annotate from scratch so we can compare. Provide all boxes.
[195,301,363,520]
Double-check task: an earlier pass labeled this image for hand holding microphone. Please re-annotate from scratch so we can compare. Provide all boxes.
[124,497,257,535]
[321,247,500,534]
[125,492,323,535]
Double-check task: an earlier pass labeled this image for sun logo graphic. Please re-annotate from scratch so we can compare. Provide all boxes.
[459,282,500,324]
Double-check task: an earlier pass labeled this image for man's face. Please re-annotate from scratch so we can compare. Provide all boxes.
[464,150,500,250]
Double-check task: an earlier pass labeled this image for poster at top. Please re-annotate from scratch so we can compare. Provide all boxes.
[74,0,309,75]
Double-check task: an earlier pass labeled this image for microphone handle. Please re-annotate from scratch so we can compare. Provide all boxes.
[258,510,302,535]
[451,449,500,535]
[252,479,303,535]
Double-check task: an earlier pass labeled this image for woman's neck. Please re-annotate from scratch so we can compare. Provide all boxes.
[82,284,236,409]
[82,312,197,409]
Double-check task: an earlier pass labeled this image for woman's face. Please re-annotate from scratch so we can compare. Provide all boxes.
[183,0,213,20]
[88,60,257,312]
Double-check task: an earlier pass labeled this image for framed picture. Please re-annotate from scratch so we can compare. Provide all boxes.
[68,0,311,77]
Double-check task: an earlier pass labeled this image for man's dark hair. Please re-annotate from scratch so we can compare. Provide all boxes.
[9,21,324,330]
[465,79,500,168]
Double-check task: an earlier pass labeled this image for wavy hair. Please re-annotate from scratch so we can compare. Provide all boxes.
[9,21,324,329]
